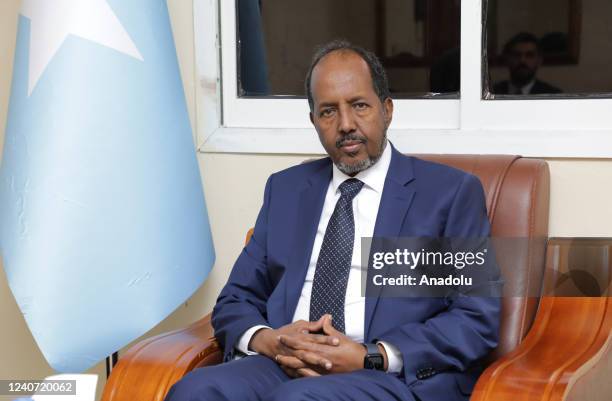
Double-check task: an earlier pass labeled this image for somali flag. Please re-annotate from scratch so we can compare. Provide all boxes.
[0,0,215,372]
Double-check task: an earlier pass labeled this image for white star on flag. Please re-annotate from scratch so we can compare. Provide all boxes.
[21,0,144,95]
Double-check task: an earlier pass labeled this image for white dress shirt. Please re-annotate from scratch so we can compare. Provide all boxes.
[236,142,403,373]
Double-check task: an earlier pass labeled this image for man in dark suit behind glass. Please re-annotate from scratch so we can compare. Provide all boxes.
[493,32,562,95]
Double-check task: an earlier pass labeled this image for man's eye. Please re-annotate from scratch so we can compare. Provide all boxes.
[320,108,335,117]
[354,102,368,110]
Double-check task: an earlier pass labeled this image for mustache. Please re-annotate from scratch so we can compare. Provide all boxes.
[336,134,367,148]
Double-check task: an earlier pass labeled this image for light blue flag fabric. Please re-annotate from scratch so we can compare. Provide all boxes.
[0,0,215,372]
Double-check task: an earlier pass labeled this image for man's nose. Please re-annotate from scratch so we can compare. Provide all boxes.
[338,106,356,134]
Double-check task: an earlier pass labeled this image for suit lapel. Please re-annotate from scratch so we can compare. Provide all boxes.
[284,161,332,322]
[364,146,416,340]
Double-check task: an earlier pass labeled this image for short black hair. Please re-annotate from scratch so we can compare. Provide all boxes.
[503,32,541,55]
[304,40,390,111]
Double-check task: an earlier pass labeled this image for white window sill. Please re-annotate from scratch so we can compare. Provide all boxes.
[198,127,612,158]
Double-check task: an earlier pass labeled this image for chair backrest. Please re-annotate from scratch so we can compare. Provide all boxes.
[415,155,550,360]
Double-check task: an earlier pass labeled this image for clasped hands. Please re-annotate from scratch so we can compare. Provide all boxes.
[249,314,387,378]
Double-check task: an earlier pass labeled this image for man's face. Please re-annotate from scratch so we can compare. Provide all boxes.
[309,51,393,176]
[507,41,541,86]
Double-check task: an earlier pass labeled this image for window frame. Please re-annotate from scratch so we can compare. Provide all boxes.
[194,0,612,158]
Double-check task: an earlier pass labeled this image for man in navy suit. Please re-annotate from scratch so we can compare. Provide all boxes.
[165,40,501,401]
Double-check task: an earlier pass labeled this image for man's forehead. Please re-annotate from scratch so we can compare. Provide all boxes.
[312,50,370,79]
[311,51,373,100]
[512,42,538,51]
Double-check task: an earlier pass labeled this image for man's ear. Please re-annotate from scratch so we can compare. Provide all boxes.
[309,111,314,125]
[383,98,394,128]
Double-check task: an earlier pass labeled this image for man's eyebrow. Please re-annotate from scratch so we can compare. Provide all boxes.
[317,101,337,109]
[348,96,368,103]
[317,96,368,109]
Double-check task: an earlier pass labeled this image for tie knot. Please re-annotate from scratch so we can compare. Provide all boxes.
[339,178,364,201]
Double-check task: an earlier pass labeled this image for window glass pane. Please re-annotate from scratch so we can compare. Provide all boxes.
[237,0,460,98]
[484,0,612,98]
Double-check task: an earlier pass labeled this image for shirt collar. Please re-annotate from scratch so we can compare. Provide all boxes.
[509,79,536,95]
[331,140,391,195]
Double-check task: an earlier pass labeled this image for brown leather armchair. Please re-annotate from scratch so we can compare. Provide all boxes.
[101,155,612,401]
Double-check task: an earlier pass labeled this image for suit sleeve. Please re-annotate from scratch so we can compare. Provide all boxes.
[376,173,502,385]
[212,174,276,361]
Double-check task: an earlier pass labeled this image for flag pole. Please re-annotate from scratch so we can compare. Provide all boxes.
[105,351,119,379]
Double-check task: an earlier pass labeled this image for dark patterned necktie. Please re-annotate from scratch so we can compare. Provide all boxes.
[309,178,364,333]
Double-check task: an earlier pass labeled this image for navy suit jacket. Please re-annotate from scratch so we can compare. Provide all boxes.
[212,145,501,401]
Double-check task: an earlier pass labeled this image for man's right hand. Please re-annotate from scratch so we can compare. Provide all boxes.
[248,315,340,376]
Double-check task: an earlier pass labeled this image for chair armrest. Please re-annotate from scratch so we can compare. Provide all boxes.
[101,313,222,401]
[471,238,612,401]
[472,296,611,401]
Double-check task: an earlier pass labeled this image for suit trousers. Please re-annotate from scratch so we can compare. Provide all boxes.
[164,355,417,401]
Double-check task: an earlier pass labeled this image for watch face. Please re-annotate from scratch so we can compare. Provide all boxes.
[365,355,384,370]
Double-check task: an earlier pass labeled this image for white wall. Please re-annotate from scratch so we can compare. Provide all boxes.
[0,1,611,401]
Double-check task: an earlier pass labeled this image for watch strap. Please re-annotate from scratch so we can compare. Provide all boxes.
[363,342,380,355]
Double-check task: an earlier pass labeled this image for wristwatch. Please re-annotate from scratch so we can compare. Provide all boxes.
[362,343,385,371]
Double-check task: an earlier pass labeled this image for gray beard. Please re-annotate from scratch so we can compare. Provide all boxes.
[336,137,387,176]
